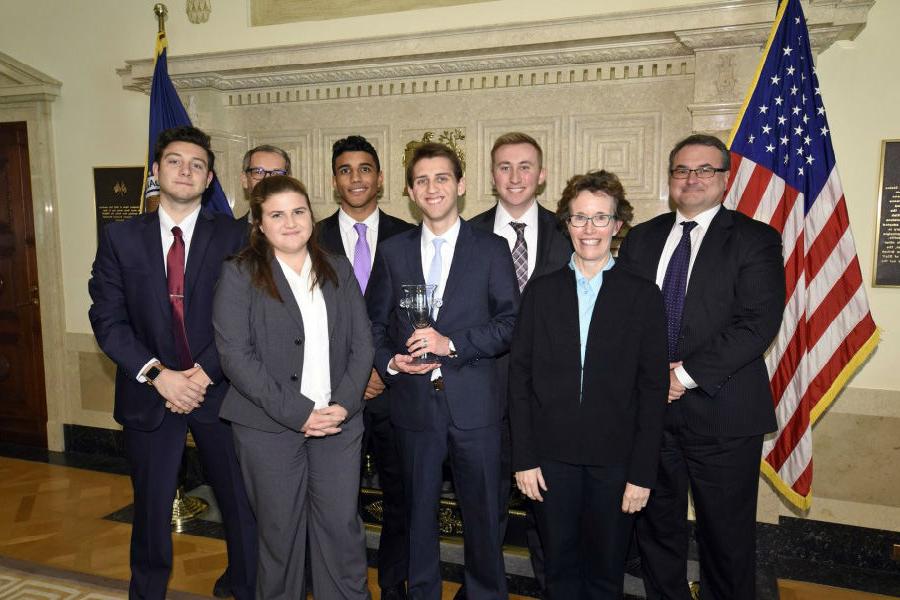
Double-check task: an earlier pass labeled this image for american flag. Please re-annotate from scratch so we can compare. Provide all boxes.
[724,0,879,510]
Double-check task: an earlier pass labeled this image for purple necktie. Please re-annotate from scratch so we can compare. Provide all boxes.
[661,221,697,361]
[352,222,371,293]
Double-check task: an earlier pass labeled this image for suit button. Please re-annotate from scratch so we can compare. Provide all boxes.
[290,374,298,381]
[294,338,302,345]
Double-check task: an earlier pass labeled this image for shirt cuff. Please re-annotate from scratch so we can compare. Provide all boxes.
[674,365,698,389]
[136,358,159,383]
[386,360,399,376]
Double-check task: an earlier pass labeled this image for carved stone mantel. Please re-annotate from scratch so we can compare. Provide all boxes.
[115,0,872,219]
[118,0,871,96]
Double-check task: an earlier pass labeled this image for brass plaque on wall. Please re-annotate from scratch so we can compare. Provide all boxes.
[874,140,900,287]
[252,0,491,25]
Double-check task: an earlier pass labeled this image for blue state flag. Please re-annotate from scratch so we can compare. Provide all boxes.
[142,31,232,216]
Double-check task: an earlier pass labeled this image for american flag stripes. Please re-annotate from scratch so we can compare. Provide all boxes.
[724,0,879,509]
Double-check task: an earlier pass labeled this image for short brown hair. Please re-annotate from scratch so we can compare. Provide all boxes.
[233,175,336,299]
[490,132,543,169]
[405,142,464,188]
[556,170,634,227]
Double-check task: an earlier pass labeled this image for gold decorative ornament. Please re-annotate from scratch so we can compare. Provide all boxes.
[402,129,466,196]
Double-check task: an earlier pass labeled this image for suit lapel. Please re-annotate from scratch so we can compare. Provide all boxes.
[437,220,472,320]
[535,206,556,275]
[404,226,426,286]
[184,210,213,315]
[556,270,583,367]
[321,271,338,339]
[684,207,732,310]
[320,213,347,258]
[142,212,171,324]
[271,257,306,334]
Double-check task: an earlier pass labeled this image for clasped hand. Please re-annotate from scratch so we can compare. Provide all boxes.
[157,366,211,414]
[302,404,348,438]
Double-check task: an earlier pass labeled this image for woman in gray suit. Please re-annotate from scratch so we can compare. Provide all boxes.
[213,175,374,599]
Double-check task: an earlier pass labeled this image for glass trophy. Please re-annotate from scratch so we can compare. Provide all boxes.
[399,284,441,364]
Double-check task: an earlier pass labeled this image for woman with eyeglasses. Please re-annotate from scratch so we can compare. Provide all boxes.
[508,170,669,599]
[212,175,373,599]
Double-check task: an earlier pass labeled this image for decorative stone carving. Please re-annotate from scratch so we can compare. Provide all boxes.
[186,0,212,24]
[715,54,738,100]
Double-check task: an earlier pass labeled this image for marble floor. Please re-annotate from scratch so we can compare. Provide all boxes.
[0,446,896,599]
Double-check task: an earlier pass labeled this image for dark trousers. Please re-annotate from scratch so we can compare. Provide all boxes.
[123,411,257,600]
[397,390,507,600]
[532,459,634,600]
[364,395,409,590]
[636,403,764,600]
[499,418,545,589]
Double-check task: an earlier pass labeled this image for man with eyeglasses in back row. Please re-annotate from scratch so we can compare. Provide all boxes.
[617,134,785,600]
[237,144,292,221]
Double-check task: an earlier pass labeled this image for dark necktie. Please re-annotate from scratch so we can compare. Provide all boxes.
[167,226,193,369]
[510,222,528,292]
[661,221,697,361]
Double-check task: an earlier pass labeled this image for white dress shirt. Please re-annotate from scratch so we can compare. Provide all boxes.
[337,207,379,267]
[137,205,202,382]
[277,256,332,409]
[655,203,721,389]
[492,200,539,279]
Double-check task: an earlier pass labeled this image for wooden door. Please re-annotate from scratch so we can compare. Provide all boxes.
[0,121,47,447]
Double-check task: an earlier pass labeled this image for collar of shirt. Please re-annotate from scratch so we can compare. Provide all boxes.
[337,207,380,264]
[158,204,202,246]
[275,253,314,292]
[568,253,615,294]
[492,199,538,234]
[421,217,461,253]
[674,203,720,232]
[337,206,380,237]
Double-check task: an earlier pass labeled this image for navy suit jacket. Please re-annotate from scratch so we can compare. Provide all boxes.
[88,209,247,431]
[617,207,785,437]
[366,219,520,431]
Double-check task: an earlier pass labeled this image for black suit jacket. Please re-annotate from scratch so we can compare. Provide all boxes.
[468,203,572,289]
[617,207,785,437]
[367,219,520,431]
[508,263,668,487]
[317,208,415,416]
[88,209,247,430]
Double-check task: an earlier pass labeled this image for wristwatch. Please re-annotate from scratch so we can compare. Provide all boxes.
[145,364,165,385]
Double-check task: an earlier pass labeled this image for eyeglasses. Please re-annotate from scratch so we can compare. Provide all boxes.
[245,167,288,181]
[669,166,728,179]
[566,214,615,228]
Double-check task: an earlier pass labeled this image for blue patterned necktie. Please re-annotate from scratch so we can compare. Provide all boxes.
[661,221,697,361]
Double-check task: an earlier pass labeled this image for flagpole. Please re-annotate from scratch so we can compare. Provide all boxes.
[154,3,167,34]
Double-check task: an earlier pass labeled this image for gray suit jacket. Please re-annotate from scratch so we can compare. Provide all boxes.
[213,254,375,433]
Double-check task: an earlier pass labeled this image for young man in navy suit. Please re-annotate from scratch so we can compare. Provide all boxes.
[367,142,520,600]
[618,134,785,600]
[317,135,414,600]
[88,126,257,600]
[461,132,571,599]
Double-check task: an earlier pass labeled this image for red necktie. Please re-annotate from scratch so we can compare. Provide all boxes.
[167,226,193,369]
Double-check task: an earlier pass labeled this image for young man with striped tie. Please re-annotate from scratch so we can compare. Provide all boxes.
[462,131,571,600]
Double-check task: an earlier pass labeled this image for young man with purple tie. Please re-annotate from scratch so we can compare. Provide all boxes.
[317,135,414,600]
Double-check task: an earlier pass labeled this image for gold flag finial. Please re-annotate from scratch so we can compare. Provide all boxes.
[154,3,168,34]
